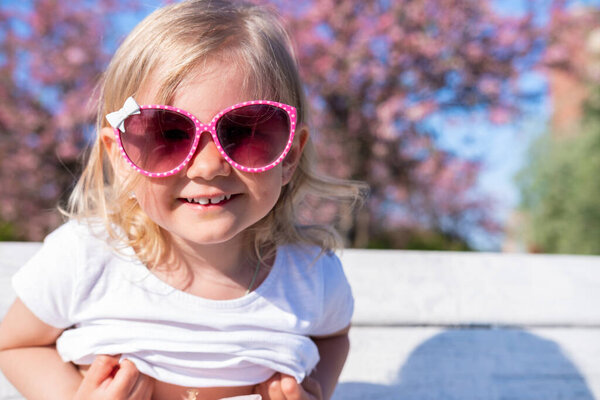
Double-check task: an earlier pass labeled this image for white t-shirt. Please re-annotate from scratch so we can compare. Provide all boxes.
[12,221,354,387]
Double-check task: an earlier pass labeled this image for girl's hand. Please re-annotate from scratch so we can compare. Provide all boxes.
[73,355,154,400]
[253,373,323,400]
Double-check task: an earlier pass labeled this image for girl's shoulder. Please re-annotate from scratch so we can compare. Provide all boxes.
[41,219,125,264]
[13,220,127,328]
[274,244,347,287]
[44,218,110,246]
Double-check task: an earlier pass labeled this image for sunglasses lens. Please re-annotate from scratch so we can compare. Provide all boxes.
[216,104,291,168]
[122,109,196,174]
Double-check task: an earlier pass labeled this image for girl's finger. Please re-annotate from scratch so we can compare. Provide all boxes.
[86,354,121,386]
[279,374,304,400]
[266,373,287,400]
[110,359,140,395]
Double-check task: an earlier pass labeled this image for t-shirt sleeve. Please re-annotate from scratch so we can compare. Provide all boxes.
[311,252,354,336]
[12,223,81,329]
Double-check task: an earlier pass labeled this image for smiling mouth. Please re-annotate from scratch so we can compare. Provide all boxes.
[181,194,233,206]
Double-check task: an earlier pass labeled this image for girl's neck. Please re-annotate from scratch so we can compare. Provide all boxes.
[150,231,265,300]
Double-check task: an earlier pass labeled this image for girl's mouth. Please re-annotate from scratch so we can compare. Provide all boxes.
[180,194,234,206]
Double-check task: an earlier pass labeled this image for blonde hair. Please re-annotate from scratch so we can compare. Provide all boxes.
[65,0,366,267]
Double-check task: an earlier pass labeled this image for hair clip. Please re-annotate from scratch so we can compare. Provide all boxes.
[106,97,141,132]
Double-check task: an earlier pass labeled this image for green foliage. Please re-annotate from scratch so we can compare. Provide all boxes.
[517,90,600,254]
[0,221,20,241]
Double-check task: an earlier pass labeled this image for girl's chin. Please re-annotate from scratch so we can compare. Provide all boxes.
[164,222,245,248]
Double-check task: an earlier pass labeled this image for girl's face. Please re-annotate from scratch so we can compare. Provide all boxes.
[105,61,306,253]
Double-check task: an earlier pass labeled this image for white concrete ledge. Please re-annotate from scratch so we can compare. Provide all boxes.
[339,249,600,327]
[336,250,600,399]
[1,243,599,399]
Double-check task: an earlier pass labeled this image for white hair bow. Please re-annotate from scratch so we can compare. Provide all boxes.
[106,97,141,132]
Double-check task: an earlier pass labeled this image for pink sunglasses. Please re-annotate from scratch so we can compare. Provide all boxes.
[106,97,297,177]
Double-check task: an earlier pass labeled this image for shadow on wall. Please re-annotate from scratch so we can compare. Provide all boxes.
[333,329,594,400]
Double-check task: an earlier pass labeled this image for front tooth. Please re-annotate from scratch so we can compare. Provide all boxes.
[198,198,210,205]
[210,195,225,204]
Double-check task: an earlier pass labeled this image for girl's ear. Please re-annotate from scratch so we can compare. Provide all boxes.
[282,126,309,185]
[100,126,128,179]
[100,126,118,157]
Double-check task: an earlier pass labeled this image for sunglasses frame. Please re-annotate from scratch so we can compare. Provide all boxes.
[111,100,297,178]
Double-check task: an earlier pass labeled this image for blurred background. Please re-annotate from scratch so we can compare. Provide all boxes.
[0,0,599,254]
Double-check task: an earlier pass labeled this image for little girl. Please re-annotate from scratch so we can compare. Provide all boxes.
[0,0,365,399]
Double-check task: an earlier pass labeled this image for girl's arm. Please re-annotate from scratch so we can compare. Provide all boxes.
[308,324,351,400]
[0,298,83,399]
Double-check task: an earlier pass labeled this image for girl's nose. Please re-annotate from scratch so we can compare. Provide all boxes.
[185,132,232,180]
